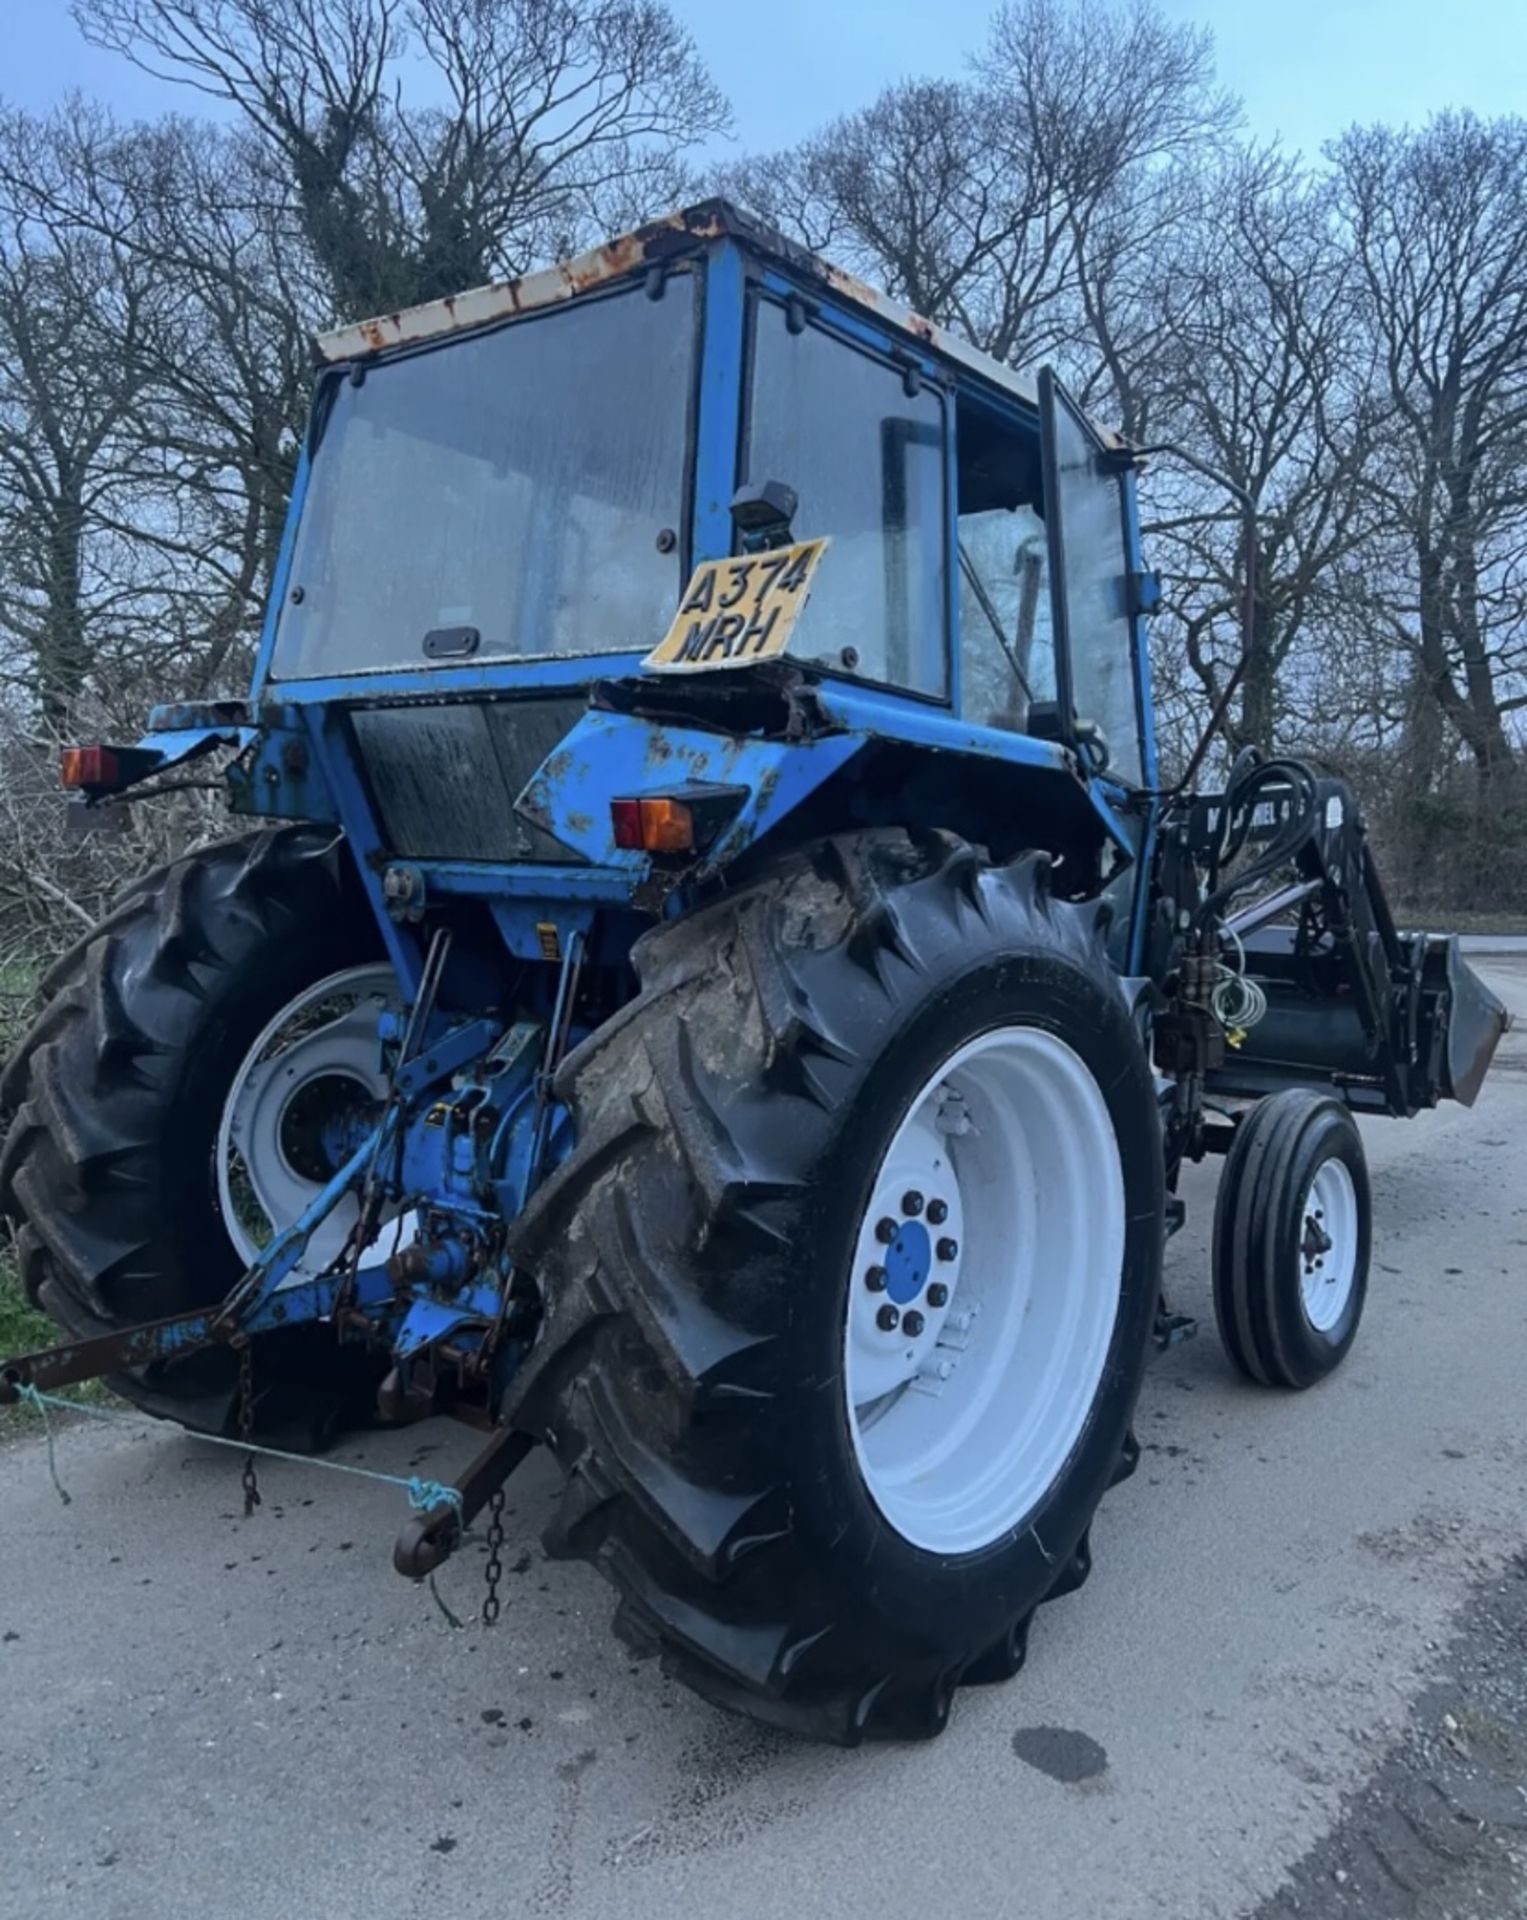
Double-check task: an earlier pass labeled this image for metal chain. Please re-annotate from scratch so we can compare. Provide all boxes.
[482,1488,506,1626]
[238,1342,261,1518]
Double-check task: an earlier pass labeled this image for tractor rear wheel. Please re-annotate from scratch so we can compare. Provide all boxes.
[509,830,1163,1742]
[0,826,397,1441]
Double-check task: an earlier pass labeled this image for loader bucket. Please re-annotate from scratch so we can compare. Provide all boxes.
[1422,935,1510,1107]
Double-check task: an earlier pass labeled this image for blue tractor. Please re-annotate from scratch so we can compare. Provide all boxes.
[0,204,1507,1743]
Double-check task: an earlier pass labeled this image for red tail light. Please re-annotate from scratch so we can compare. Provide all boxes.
[610,796,698,855]
[60,746,120,790]
[610,798,645,850]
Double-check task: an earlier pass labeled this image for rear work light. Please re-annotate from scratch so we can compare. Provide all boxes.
[60,745,121,791]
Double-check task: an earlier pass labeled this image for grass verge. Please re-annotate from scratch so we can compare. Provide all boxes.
[0,1254,110,1440]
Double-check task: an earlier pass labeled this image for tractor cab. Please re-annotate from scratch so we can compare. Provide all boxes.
[65,204,1157,970]
[269,199,1153,791]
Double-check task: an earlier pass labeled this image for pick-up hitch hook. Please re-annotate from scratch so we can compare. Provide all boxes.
[392,1424,537,1578]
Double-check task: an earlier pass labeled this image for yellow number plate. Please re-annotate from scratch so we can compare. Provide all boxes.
[644,538,829,673]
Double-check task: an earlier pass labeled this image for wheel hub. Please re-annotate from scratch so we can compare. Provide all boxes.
[883,1217,933,1305]
[1299,1158,1359,1332]
[277,1071,380,1184]
[846,1110,966,1408]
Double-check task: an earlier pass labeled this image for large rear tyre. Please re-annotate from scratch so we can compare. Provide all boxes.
[0,827,395,1441]
[1212,1088,1371,1389]
[509,831,1163,1742]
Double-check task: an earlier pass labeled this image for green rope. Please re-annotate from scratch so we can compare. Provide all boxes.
[20,1382,71,1507]
[13,1384,463,1519]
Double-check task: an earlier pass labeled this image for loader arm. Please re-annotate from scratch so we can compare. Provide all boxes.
[1166,768,1508,1118]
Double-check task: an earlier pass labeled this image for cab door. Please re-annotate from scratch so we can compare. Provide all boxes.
[1037,367,1152,789]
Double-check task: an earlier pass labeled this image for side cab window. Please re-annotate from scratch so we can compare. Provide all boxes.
[955,392,1057,731]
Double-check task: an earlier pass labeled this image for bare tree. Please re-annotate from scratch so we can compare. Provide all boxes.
[74,0,730,319]
[719,0,1234,387]
[1139,148,1379,756]
[0,105,313,714]
[0,122,167,722]
[1332,113,1527,839]
[978,0,1236,430]
[718,77,1082,365]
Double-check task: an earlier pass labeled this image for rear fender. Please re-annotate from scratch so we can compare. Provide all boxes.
[514,706,863,873]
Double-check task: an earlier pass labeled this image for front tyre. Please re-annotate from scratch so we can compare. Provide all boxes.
[509,831,1163,1742]
[1212,1089,1371,1389]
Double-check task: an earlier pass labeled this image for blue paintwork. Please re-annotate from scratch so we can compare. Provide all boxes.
[392,1016,502,1099]
[516,706,863,871]
[942,384,964,719]
[224,715,339,824]
[217,1125,396,1325]
[487,900,596,960]
[810,681,1137,860]
[104,721,258,793]
[300,702,424,997]
[1119,466,1161,971]
[87,1265,397,1372]
[883,1220,932,1306]
[264,650,652,710]
[692,241,747,566]
[250,442,312,698]
[393,1292,496,1362]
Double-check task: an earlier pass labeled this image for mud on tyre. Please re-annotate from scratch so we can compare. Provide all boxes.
[509,829,1163,1742]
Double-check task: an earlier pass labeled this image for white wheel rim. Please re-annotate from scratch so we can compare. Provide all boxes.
[215,965,404,1280]
[843,1025,1125,1556]
[1299,1158,1359,1333]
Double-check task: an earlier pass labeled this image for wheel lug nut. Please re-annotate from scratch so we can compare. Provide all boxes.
[901,1190,925,1216]
[936,1237,958,1263]
[875,1217,898,1245]
[865,1265,887,1292]
[876,1304,900,1332]
[926,1198,949,1225]
[903,1310,925,1337]
[926,1282,949,1308]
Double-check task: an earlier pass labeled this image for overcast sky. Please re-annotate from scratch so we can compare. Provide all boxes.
[5,0,1524,157]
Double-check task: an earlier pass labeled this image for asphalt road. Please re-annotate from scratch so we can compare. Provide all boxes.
[3,959,1524,1920]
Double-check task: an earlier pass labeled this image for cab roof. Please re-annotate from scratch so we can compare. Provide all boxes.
[314,199,1100,433]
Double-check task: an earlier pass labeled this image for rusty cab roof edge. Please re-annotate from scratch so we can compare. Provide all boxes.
[312,199,1122,443]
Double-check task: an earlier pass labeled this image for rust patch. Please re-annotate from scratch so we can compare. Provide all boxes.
[313,198,1120,441]
[540,748,576,785]
[314,206,726,365]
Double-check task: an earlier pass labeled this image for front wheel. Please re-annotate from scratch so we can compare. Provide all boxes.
[509,831,1164,1742]
[1212,1089,1372,1389]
